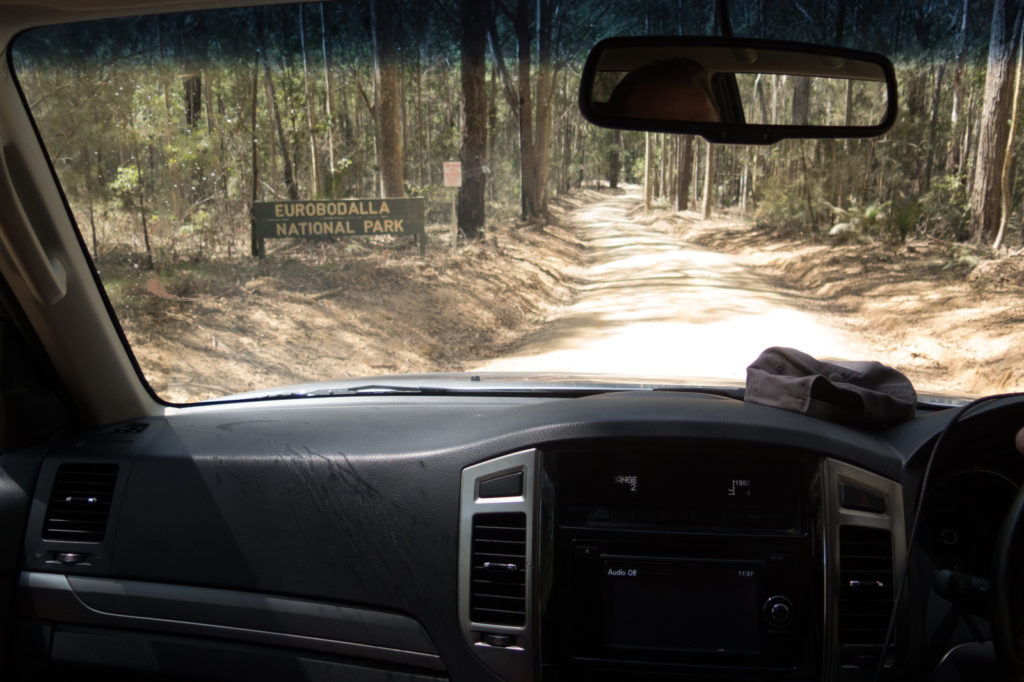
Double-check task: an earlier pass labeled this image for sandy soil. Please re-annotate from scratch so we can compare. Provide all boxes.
[113,187,1024,402]
[671,205,1024,397]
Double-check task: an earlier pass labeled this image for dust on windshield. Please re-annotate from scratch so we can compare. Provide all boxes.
[11,0,1024,403]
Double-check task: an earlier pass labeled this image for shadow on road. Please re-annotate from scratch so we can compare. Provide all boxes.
[475,190,866,382]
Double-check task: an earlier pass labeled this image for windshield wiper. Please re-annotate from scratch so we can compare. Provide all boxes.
[202,382,759,406]
[299,384,630,398]
[203,384,633,404]
[310,384,452,396]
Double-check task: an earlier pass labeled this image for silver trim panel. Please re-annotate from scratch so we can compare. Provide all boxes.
[458,449,536,682]
[822,458,906,682]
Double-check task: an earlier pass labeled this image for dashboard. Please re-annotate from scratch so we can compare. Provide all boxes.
[6,389,1024,681]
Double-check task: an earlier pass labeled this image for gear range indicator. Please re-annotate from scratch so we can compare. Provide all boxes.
[727,479,752,497]
[613,474,639,492]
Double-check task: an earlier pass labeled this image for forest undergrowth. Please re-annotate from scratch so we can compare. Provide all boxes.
[105,193,589,403]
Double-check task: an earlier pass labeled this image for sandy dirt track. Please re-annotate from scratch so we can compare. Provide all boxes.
[475,190,869,383]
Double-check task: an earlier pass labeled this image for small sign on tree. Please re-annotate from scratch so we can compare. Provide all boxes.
[443,161,462,188]
[442,162,462,253]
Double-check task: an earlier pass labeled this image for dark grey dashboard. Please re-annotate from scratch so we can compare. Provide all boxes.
[9,390,1024,681]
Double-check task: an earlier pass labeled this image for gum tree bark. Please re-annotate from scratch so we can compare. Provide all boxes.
[702,141,714,219]
[676,135,692,211]
[457,0,488,239]
[969,0,1020,243]
[370,0,405,198]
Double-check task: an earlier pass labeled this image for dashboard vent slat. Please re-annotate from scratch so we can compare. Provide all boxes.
[470,512,526,626]
[43,463,119,542]
[838,525,894,649]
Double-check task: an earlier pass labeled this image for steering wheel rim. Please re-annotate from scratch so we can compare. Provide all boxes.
[993,480,1024,681]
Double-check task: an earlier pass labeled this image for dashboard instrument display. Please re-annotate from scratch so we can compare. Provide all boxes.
[557,448,806,533]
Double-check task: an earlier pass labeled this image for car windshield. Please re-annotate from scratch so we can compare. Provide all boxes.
[8,0,1023,404]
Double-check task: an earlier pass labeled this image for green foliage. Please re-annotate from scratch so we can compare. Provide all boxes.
[825,199,887,243]
[890,198,922,244]
[920,175,970,241]
[823,197,921,245]
[944,243,982,271]
[109,165,140,206]
[753,178,813,234]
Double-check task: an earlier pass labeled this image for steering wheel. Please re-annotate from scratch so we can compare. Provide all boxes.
[993,468,1024,681]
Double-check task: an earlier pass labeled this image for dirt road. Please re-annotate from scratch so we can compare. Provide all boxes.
[475,191,869,383]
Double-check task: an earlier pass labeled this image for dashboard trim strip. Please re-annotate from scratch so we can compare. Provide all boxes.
[18,572,445,672]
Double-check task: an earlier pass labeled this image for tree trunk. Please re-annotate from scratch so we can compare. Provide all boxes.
[371,0,405,198]
[129,113,153,269]
[262,57,299,201]
[702,141,714,219]
[184,72,202,131]
[659,134,667,199]
[608,130,621,189]
[415,39,425,187]
[299,5,321,196]
[258,9,298,202]
[488,60,498,202]
[515,0,537,218]
[995,16,1024,249]
[792,76,811,126]
[970,0,1020,242]
[320,3,336,190]
[644,133,652,211]
[922,64,946,194]
[947,0,970,174]
[676,135,692,211]
[457,0,488,240]
[740,152,749,215]
[668,137,677,207]
[250,45,260,255]
[531,0,556,214]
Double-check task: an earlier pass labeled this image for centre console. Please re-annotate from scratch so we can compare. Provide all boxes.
[541,442,821,680]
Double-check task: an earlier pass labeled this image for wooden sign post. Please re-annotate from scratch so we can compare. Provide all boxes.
[443,161,462,254]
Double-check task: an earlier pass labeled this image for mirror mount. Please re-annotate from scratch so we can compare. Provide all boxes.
[579,36,898,145]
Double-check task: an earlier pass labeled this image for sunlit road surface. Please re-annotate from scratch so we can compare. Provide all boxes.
[474,191,867,383]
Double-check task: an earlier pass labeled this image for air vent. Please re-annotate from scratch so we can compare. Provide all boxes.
[470,512,527,626]
[43,463,119,542]
[838,525,894,648]
[106,423,148,435]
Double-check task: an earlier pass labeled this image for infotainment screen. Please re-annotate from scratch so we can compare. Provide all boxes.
[600,557,761,654]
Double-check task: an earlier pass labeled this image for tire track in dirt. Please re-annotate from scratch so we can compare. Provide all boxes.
[475,190,870,383]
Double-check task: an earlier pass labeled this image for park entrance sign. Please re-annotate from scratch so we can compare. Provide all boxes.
[251,198,426,256]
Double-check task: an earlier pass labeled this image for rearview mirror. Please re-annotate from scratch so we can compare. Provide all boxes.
[579,36,898,144]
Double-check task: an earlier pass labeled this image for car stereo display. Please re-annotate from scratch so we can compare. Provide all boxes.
[601,558,760,654]
[551,446,814,675]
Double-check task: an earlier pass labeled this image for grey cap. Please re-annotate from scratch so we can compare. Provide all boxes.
[745,347,917,430]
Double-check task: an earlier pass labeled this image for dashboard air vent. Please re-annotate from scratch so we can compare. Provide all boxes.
[470,512,527,626]
[43,463,119,542]
[106,422,148,435]
[838,525,894,648]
